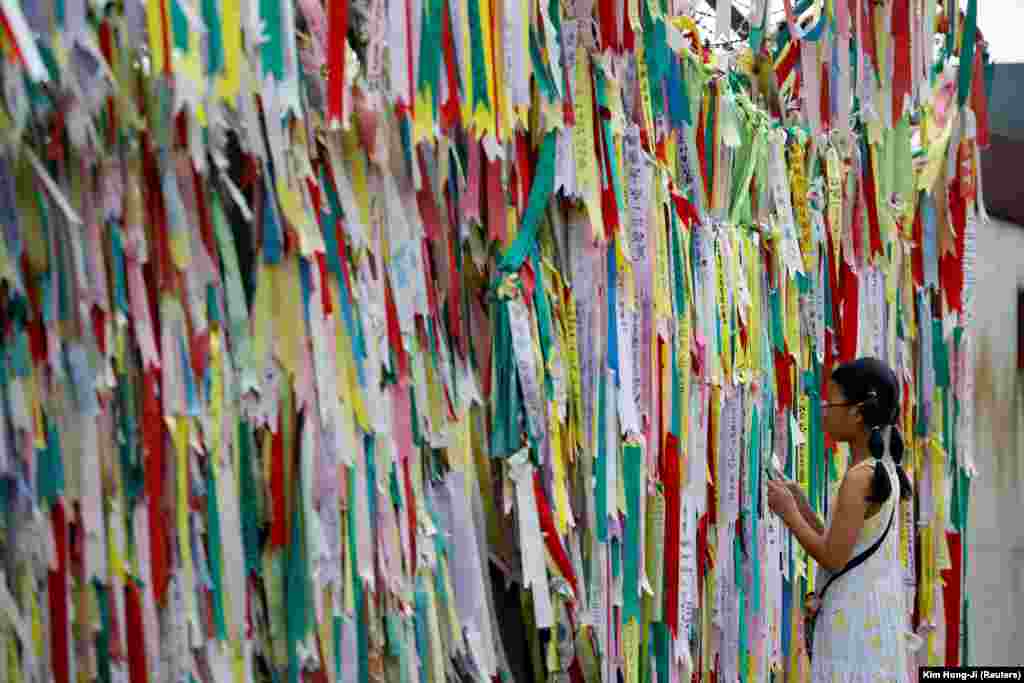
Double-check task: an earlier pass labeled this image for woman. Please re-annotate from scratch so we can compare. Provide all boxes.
[767,357,917,682]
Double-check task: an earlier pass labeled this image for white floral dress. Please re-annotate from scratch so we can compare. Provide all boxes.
[811,456,911,683]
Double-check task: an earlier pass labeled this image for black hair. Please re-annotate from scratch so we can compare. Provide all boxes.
[831,357,913,503]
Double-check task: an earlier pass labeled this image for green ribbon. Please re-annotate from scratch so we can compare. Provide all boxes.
[37,416,65,506]
[730,119,765,225]
[94,579,113,683]
[238,420,262,576]
[623,443,643,623]
[933,318,950,388]
[171,0,189,52]
[260,0,285,79]
[498,131,558,273]
[117,368,144,505]
[207,463,228,641]
[417,0,443,108]
[807,366,822,514]
[489,299,523,458]
[750,23,765,54]
[958,0,978,107]
[414,576,430,683]
[532,251,555,400]
[655,622,670,683]
[409,384,425,448]
[770,289,784,352]
[467,0,491,113]
[202,0,224,74]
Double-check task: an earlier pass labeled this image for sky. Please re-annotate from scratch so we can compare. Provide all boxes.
[976,1,1024,63]
[697,1,1024,64]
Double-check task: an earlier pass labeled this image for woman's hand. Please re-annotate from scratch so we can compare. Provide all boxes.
[803,593,822,620]
[784,480,808,505]
[767,479,799,523]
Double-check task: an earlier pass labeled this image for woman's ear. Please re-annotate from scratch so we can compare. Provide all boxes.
[850,405,865,427]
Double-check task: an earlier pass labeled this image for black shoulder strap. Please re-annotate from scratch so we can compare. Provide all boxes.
[817,503,896,603]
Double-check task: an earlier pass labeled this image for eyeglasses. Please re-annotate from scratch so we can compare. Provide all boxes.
[820,400,857,409]
[821,389,879,410]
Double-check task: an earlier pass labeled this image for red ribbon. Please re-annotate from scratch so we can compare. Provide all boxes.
[444,193,464,358]
[839,260,859,362]
[316,252,333,315]
[485,155,507,244]
[942,531,963,665]
[384,276,410,382]
[190,331,211,390]
[92,306,107,356]
[941,174,966,313]
[417,150,444,243]
[696,100,709,203]
[671,192,700,228]
[192,165,218,278]
[859,0,878,79]
[599,0,620,52]
[862,153,883,258]
[696,513,709,590]
[125,581,149,683]
[662,433,683,637]
[825,221,840,322]
[403,454,418,576]
[440,0,460,130]
[971,46,990,149]
[141,135,175,293]
[143,367,171,603]
[532,471,579,595]
[421,239,441,324]
[327,0,349,124]
[891,0,912,124]
[775,44,799,92]
[623,4,634,52]
[774,350,794,409]
[48,501,70,683]
[269,414,288,548]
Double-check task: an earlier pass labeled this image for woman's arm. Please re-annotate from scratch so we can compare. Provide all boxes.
[776,468,872,573]
[785,481,825,535]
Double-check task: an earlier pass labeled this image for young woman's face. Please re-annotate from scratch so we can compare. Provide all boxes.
[822,380,862,441]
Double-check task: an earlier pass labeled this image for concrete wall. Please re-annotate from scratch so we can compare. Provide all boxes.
[967,214,1024,665]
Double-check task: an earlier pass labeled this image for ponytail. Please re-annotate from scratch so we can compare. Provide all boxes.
[866,427,892,504]
[866,425,913,504]
[889,426,913,501]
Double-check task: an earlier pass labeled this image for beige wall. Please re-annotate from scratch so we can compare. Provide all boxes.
[968,214,1024,665]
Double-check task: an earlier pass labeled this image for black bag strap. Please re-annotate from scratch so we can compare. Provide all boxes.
[816,502,896,604]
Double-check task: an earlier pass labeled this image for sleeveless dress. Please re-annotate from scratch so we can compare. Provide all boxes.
[810,456,912,683]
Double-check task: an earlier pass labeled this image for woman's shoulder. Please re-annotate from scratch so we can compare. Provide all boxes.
[841,460,877,487]
[846,459,877,475]
[832,462,876,507]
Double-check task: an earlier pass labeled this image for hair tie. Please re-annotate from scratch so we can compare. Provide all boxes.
[867,425,885,460]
